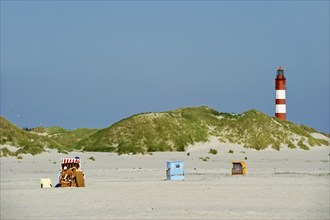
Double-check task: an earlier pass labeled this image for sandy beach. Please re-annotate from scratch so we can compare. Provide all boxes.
[1,139,329,219]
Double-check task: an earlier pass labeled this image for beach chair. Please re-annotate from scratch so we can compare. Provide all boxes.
[58,157,85,187]
[166,161,184,180]
[232,161,246,175]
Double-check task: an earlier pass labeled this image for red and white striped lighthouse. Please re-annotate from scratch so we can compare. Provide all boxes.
[275,67,286,120]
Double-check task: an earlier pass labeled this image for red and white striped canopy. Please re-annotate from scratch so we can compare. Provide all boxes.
[61,158,81,164]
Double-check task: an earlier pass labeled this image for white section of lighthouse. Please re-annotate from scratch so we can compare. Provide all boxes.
[275,67,286,120]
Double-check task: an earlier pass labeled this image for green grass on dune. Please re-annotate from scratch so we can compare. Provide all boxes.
[0,116,98,156]
[77,106,329,154]
[78,107,210,154]
[1,106,329,156]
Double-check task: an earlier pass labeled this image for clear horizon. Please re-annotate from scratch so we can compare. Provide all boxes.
[1,1,329,133]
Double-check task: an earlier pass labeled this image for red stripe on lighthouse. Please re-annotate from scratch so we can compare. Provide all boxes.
[275,99,286,104]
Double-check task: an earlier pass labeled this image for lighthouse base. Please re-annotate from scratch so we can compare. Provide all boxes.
[275,113,286,120]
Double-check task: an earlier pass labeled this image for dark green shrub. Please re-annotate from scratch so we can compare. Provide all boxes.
[208,148,217,155]
[89,156,95,161]
[298,140,309,150]
[288,143,296,149]
[199,156,210,162]
[272,142,280,151]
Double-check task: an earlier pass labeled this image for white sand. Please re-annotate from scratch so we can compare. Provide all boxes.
[1,140,329,219]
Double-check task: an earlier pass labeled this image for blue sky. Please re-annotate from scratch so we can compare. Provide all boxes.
[1,1,329,133]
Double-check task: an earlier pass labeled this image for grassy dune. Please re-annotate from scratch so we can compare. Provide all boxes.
[76,106,329,154]
[0,116,98,156]
[1,106,329,156]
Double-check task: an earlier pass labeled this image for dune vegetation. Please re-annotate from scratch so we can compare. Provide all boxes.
[1,106,329,156]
